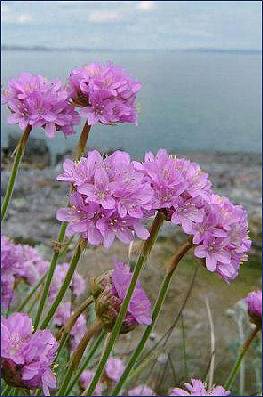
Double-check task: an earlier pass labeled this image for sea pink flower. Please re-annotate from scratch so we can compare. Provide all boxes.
[48,263,86,302]
[170,379,230,396]
[80,369,103,395]
[245,290,262,327]
[90,261,152,333]
[53,302,87,352]
[56,150,153,248]
[2,72,80,137]
[1,313,57,395]
[14,244,48,285]
[128,385,155,396]
[105,357,125,382]
[193,194,251,282]
[69,63,141,125]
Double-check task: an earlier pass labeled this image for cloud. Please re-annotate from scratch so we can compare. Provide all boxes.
[1,3,32,24]
[136,1,156,11]
[88,10,122,23]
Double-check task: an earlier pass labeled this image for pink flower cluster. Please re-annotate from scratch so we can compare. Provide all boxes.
[80,357,124,394]
[1,313,58,395]
[128,385,156,396]
[1,236,86,310]
[1,236,49,309]
[2,72,80,137]
[69,63,141,125]
[56,150,153,248]
[53,302,86,351]
[169,379,230,396]
[80,369,104,395]
[105,357,125,383]
[245,290,262,327]
[48,262,85,302]
[56,148,250,282]
[136,149,251,282]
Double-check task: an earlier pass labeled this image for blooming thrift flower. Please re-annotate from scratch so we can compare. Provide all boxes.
[48,263,86,302]
[170,379,230,396]
[56,150,153,248]
[1,313,58,395]
[1,235,23,308]
[69,63,141,125]
[2,72,80,137]
[128,385,156,396]
[53,302,87,352]
[90,261,152,333]
[80,369,104,395]
[245,290,262,328]
[105,357,125,382]
[14,244,49,285]
[136,149,250,283]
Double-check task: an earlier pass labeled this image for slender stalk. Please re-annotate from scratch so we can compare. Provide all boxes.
[1,124,32,220]
[57,320,103,396]
[82,211,165,396]
[224,326,260,390]
[65,331,106,396]
[16,274,46,312]
[33,222,67,329]
[112,239,192,396]
[56,297,93,358]
[39,242,82,329]
[33,122,91,329]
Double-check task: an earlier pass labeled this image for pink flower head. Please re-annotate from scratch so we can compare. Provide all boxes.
[53,302,87,352]
[245,290,262,327]
[128,385,155,396]
[105,357,125,382]
[1,313,58,395]
[170,379,230,396]
[48,263,85,302]
[1,236,24,308]
[69,62,141,125]
[56,150,153,248]
[80,369,103,395]
[2,72,80,137]
[14,244,48,286]
[90,261,152,333]
[193,194,251,283]
[135,149,211,212]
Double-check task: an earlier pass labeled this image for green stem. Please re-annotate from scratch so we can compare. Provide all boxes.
[39,242,82,330]
[82,211,165,396]
[224,326,259,390]
[1,125,32,221]
[33,122,91,329]
[33,222,67,329]
[57,320,102,396]
[56,297,93,359]
[17,274,46,312]
[65,331,106,396]
[112,239,192,395]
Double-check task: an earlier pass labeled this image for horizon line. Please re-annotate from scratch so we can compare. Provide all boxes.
[1,45,262,53]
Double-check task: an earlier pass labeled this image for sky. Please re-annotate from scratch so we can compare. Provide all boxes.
[1,1,262,50]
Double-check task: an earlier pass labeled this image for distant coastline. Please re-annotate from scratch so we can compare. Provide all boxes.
[1,45,262,54]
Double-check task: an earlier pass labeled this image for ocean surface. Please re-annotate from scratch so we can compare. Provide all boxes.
[1,49,262,162]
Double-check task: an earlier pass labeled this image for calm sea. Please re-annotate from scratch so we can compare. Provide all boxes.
[1,49,262,162]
